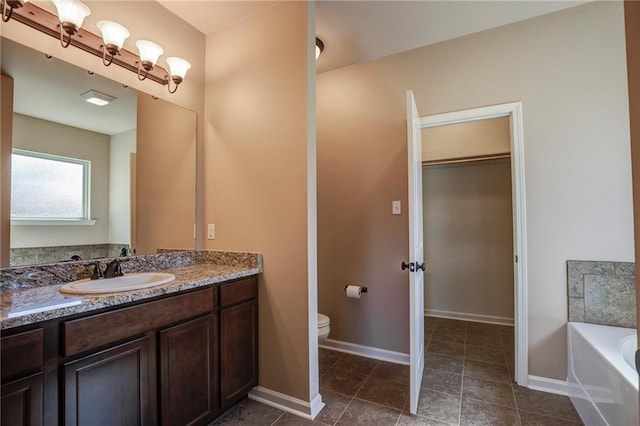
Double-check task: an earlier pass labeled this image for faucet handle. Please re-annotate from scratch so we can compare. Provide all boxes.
[113,259,123,277]
[91,261,104,280]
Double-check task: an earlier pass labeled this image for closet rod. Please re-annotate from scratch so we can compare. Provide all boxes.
[422,152,511,167]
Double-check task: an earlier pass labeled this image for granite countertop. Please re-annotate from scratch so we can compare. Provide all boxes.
[1,260,260,330]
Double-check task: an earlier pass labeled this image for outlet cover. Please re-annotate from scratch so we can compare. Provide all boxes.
[392,201,401,215]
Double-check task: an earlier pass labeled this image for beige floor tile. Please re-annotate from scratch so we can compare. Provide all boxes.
[421,368,463,396]
[461,376,516,407]
[513,387,582,423]
[425,352,464,374]
[427,339,465,358]
[397,412,454,425]
[459,398,521,426]
[464,344,506,365]
[336,399,401,425]
[463,359,511,383]
[210,398,284,425]
[355,376,407,410]
[371,361,410,385]
[320,368,368,397]
[333,353,379,376]
[519,410,583,425]
[416,389,460,424]
[315,390,352,426]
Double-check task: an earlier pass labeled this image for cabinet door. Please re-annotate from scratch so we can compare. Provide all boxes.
[64,337,150,426]
[1,372,44,426]
[159,314,217,426]
[220,299,258,409]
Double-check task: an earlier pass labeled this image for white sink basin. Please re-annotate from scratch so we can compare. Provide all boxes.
[60,272,176,295]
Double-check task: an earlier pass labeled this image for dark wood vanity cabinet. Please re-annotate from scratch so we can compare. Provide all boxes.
[1,372,44,426]
[159,314,217,426]
[220,299,258,410]
[1,275,259,426]
[63,337,151,426]
[1,329,45,426]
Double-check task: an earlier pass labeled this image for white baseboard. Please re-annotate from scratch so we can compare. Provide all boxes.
[424,309,514,326]
[248,386,325,420]
[527,375,569,396]
[320,339,409,365]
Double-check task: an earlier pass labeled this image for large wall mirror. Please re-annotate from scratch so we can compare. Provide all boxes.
[1,38,196,267]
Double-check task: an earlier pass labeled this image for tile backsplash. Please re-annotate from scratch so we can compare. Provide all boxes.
[10,244,128,266]
[567,260,636,328]
[1,250,262,291]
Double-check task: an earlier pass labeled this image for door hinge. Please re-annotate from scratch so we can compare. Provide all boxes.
[515,255,518,263]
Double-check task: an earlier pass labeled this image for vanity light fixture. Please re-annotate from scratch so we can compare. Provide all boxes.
[97,20,130,66]
[165,57,191,94]
[52,0,91,48]
[1,0,28,23]
[8,1,189,93]
[316,37,324,60]
[80,89,116,106]
[135,40,164,81]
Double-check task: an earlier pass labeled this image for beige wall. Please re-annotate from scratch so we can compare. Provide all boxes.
[318,1,633,381]
[11,114,110,248]
[317,65,410,352]
[0,74,13,266]
[204,2,311,401]
[423,159,514,320]
[136,94,196,255]
[422,117,510,162]
[109,129,136,245]
[1,1,207,246]
[624,1,640,347]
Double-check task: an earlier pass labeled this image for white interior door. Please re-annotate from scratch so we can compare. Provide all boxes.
[406,90,425,414]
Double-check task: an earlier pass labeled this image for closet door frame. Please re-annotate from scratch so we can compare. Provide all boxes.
[419,102,528,387]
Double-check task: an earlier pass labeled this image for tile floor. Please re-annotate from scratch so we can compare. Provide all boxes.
[211,317,583,425]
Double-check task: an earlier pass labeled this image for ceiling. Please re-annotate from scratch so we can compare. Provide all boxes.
[2,38,137,136]
[2,1,588,134]
[157,0,589,73]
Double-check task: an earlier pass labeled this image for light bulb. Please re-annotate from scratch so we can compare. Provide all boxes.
[52,0,90,31]
[136,40,164,69]
[97,20,130,52]
[166,57,191,80]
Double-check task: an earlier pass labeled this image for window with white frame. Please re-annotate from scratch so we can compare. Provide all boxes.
[11,149,90,221]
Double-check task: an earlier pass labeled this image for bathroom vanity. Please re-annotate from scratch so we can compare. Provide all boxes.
[0,251,261,425]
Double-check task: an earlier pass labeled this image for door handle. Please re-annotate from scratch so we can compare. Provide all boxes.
[401,261,415,272]
[416,262,426,272]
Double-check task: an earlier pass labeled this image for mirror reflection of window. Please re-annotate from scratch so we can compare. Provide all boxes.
[11,150,90,221]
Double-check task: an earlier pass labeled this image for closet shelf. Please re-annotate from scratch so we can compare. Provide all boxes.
[422,152,511,167]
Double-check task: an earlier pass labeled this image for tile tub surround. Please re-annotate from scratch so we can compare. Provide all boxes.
[0,250,262,329]
[567,260,636,328]
[211,318,582,425]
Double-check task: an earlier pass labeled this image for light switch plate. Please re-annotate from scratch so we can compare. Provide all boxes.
[392,200,401,215]
[208,224,215,239]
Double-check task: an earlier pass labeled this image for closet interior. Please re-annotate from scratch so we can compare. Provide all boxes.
[422,116,515,325]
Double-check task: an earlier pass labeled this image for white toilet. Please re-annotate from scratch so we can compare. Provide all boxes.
[318,313,330,343]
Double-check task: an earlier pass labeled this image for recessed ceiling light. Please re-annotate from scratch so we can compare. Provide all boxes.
[80,89,116,106]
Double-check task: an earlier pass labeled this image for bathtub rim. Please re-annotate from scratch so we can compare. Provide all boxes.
[567,321,638,391]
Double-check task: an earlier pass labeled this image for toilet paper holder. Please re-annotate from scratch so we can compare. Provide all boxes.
[344,285,368,293]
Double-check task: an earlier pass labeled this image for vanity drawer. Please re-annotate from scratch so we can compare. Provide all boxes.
[220,277,258,308]
[63,287,214,356]
[1,328,44,379]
